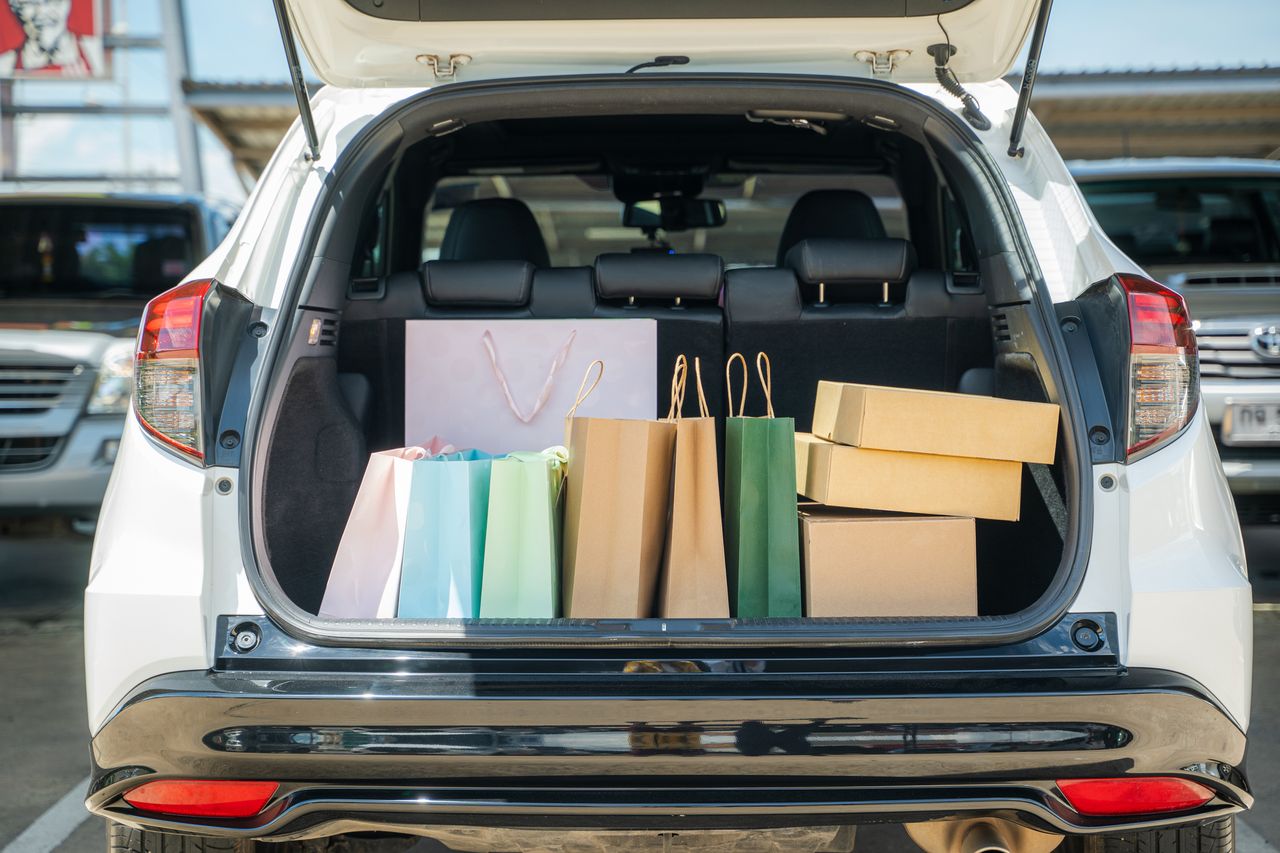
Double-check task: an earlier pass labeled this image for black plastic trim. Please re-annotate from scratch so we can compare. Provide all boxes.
[342,0,981,22]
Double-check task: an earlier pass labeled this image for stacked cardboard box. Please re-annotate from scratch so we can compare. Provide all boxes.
[795,382,1060,618]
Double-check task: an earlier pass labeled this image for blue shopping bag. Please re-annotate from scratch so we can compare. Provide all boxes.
[398,449,496,618]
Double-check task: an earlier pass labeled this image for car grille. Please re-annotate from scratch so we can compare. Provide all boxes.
[0,362,86,417]
[0,435,63,471]
[1195,326,1280,381]
[1183,272,1280,287]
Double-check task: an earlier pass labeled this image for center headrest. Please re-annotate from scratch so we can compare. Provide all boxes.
[785,238,917,286]
[594,253,723,302]
[422,260,534,307]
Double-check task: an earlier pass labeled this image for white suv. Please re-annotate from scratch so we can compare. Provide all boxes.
[85,2,1253,852]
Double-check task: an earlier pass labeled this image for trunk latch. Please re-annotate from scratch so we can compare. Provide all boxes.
[853,49,910,80]
[417,53,472,81]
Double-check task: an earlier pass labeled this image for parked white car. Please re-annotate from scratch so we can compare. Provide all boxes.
[85,2,1251,852]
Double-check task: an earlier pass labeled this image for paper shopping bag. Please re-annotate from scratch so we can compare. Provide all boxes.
[405,319,658,454]
[478,447,568,618]
[320,437,456,619]
[724,353,803,618]
[659,356,730,618]
[562,361,677,618]
[397,448,496,619]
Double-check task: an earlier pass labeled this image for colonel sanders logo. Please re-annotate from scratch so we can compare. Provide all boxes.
[0,0,105,78]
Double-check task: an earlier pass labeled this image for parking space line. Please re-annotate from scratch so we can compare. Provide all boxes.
[1241,820,1277,853]
[1,776,91,853]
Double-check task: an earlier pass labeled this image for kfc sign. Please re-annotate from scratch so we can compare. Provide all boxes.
[0,0,107,78]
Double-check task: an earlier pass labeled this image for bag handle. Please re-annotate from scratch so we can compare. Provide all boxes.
[482,328,576,424]
[725,352,748,418]
[756,352,776,419]
[666,354,689,420]
[693,357,710,418]
[566,359,605,420]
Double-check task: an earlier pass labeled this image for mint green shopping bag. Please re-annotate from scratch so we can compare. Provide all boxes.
[398,449,494,619]
[479,447,568,618]
[723,352,802,618]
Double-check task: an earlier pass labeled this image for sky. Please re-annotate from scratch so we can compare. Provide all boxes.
[3,0,1278,202]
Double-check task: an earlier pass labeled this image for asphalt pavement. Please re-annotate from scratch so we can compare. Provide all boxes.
[0,520,1276,853]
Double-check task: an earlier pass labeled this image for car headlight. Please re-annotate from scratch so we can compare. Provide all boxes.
[86,340,136,415]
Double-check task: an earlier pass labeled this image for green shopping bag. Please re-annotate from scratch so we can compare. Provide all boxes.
[723,352,802,618]
[478,446,568,618]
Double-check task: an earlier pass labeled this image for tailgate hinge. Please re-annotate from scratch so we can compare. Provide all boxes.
[416,53,472,82]
[853,49,911,80]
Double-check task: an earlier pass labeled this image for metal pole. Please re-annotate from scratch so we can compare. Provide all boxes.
[159,0,204,194]
[1007,0,1055,158]
[0,80,15,181]
[273,0,320,162]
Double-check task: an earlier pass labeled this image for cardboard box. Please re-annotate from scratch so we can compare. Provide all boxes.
[794,432,826,495]
[800,508,977,617]
[796,433,1023,521]
[812,381,1059,464]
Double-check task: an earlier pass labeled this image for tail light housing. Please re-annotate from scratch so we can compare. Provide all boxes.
[135,279,252,464]
[136,280,213,460]
[1057,776,1215,817]
[123,779,279,818]
[1118,274,1198,461]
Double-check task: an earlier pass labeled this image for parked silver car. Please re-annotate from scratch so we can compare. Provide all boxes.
[0,193,236,517]
[1073,158,1280,513]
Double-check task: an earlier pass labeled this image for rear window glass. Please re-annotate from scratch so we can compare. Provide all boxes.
[0,203,196,299]
[1079,178,1280,269]
[423,173,908,267]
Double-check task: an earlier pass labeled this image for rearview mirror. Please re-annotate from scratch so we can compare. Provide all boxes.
[623,197,727,233]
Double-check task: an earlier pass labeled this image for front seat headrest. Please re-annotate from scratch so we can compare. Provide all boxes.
[439,198,551,268]
[776,189,887,266]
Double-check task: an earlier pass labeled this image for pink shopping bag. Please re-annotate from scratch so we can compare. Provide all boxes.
[319,437,454,618]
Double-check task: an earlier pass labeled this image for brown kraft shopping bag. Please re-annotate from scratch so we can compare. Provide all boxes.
[659,356,730,618]
[562,360,677,618]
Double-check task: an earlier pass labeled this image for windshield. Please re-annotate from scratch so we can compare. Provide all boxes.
[423,173,910,268]
[1079,177,1280,269]
[0,203,197,300]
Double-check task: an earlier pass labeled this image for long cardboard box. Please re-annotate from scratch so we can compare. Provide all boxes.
[812,381,1059,464]
[800,507,977,617]
[796,432,1023,521]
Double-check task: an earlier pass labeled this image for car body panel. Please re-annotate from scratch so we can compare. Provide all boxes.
[284,0,1039,88]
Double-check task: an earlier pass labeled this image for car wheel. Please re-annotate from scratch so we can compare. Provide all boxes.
[108,822,428,852]
[1066,817,1235,853]
[108,820,254,852]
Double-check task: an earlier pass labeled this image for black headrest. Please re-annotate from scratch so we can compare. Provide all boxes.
[785,238,917,286]
[594,253,723,302]
[422,260,533,307]
[776,189,887,266]
[530,267,597,318]
[439,198,551,268]
[724,268,802,323]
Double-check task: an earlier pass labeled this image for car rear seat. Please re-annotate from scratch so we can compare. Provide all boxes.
[590,253,726,419]
[724,238,991,431]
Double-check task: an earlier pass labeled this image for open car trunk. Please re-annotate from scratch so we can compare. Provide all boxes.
[245,75,1089,647]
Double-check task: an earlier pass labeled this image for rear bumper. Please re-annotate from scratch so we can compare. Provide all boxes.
[86,614,1250,841]
[0,416,121,512]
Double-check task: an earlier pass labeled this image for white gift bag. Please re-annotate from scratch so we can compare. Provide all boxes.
[320,439,454,619]
[404,319,658,454]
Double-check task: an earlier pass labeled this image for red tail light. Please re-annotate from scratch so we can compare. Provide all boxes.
[135,279,215,461]
[1057,777,1214,817]
[123,779,279,818]
[1117,274,1199,461]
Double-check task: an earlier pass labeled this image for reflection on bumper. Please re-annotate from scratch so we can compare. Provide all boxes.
[88,615,1249,838]
[0,417,122,510]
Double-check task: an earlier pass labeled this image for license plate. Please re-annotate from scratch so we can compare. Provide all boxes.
[1223,401,1280,446]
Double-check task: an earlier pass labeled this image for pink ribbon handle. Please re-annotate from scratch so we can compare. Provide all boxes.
[481,328,577,424]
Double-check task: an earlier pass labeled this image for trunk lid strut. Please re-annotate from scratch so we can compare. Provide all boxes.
[1007,0,1055,158]
[273,0,320,162]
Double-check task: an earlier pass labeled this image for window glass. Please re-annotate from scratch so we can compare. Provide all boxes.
[0,204,195,298]
[423,173,909,267]
[1080,178,1280,268]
